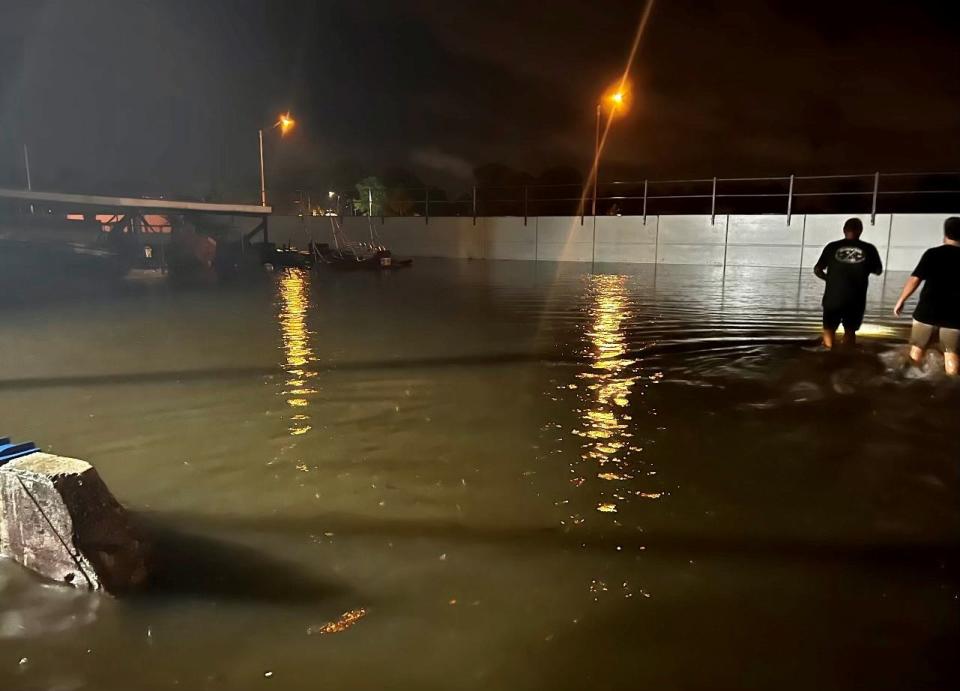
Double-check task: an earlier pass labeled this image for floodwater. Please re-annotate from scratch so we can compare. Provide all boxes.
[0,259,957,691]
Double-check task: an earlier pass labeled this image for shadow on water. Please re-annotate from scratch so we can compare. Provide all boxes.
[0,354,549,391]
[524,590,960,691]
[147,510,960,570]
[0,336,827,392]
[130,514,348,605]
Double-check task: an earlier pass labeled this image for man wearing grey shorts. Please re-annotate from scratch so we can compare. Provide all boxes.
[894,217,960,376]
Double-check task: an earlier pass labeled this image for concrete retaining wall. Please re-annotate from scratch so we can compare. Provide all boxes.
[262,213,958,271]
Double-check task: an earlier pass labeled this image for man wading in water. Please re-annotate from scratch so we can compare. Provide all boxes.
[893,216,960,376]
[814,217,884,349]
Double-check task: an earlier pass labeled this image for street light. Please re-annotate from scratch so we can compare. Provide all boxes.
[258,112,296,206]
[592,86,628,217]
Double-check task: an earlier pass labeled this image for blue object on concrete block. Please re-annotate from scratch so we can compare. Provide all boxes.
[0,437,40,466]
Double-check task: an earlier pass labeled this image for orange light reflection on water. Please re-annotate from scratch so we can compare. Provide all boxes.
[567,274,660,603]
[572,274,656,516]
[277,270,317,436]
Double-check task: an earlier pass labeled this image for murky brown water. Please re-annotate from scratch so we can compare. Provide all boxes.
[1,260,958,690]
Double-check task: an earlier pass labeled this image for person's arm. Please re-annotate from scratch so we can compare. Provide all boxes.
[894,251,929,316]
[894,276,921,316]
[813,246,830,281]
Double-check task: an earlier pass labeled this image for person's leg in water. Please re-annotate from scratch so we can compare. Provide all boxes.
[909,320,935,368]
[822,308,841,349]
[941,328,959,376]
[840,305,864,349]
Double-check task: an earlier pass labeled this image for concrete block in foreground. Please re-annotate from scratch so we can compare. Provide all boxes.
[0,453,149,593]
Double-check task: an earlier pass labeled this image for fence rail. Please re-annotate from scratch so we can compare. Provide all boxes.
[278,171,960,222]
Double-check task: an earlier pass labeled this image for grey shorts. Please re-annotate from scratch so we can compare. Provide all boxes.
[910,320,960,354]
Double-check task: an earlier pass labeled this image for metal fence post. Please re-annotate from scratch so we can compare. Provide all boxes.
[722,213,730,274]
[710,176,717,225]
[799,213,807,270]
[425,187,430,225]
[591,213,597,267]
[870,172,879,225]
[472,185,477,225]
[642,179,648,225]
[523,185,528,226]
[883,214,893,296]
[786,174,794,226]
[535,215,539,262]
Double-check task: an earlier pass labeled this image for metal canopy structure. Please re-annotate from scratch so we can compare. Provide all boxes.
[0,187,271,216]
[0,186,272,244]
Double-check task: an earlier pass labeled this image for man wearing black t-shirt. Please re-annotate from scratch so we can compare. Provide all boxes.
[814,218,884,349]
[894,216,960,376]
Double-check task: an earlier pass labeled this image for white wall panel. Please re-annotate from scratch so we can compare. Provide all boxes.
[265,213,955,269]
[658,215,727,245]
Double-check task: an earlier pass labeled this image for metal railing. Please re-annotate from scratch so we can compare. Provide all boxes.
[275,170,960,224]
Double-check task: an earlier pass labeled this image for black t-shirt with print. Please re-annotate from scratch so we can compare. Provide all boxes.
[815,239,883,309]
[912,244,960,329]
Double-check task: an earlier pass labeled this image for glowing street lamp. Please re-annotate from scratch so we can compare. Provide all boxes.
[258,112,296,206]
[327,190,342,216]
[592,86,629,217]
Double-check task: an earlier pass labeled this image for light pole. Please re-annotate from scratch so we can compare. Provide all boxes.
[258,129,266,206]
[258,112,295,206]
[592,89,626,217]
[592,104,601,217]
[23,144,34,214]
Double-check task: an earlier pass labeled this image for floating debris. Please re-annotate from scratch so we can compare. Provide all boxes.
[597,503,618,513]
[308,608,367,635]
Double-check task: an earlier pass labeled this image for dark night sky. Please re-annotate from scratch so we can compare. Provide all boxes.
[1,0,958,201]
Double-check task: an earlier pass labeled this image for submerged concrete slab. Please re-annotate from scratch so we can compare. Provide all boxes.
[0,453,149,593]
